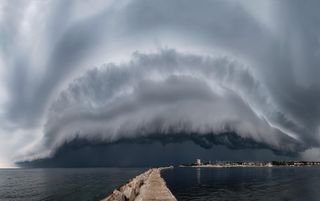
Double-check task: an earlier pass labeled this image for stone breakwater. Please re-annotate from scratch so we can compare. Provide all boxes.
[102,166,176,201]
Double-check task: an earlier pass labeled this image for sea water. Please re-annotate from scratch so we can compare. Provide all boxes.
[162,167,320,201]
[2,167,320,201]
[0,168,145,201]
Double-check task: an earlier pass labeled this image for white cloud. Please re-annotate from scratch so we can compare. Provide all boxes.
[301,148,320,161]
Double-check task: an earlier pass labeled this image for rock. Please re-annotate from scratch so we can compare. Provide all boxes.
[131,178,142,189]
[123,186,135,201]
[102,190,125,201]
[119,184,127,192]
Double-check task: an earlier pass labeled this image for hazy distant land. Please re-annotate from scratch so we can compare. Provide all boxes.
[180,160,320,168]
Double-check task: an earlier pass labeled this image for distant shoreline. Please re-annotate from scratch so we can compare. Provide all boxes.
[180,165,320,168]
[179,161,320,168]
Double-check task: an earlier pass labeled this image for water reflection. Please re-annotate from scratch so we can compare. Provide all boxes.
[196,168,201,185]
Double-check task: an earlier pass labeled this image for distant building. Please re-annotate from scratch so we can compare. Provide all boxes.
[196,159,201,166]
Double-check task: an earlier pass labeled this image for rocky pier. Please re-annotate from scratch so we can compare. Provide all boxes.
[102,166,177,201]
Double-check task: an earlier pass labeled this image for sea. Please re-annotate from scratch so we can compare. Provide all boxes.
[0,168,145,201]
[1,167,320,201]
[162,167,320,201]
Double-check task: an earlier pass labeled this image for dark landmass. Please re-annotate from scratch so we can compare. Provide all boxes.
[181,160,320,168]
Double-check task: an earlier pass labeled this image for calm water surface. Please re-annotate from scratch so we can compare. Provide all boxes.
[162,167,320,201]
[0,168,145,201]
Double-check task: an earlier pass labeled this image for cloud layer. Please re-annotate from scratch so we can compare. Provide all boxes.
[41,50,303,157]
[1,0,320,165]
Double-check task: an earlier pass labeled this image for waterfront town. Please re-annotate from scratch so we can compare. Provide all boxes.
[180,159,320,168]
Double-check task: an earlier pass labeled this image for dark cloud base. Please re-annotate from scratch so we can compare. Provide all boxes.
[17,133,297,168]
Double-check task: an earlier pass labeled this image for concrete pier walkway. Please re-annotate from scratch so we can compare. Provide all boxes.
[102,167,176,201]
[136,168,177,201]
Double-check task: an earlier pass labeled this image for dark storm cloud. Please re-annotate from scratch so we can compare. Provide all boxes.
[1,0,320,165]
[17,137,294,168]
[38,50,304,158]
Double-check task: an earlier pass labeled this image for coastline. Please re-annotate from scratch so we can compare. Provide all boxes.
[179,160,320,168]
[102,166,176,201]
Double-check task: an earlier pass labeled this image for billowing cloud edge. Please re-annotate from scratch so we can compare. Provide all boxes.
[17,49,306,163]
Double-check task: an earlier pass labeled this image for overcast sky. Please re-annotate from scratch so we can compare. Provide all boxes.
[1,0,320,167]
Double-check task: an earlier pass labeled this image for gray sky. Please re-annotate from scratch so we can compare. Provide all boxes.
[1,0,320,167]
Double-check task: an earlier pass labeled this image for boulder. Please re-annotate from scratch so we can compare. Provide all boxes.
[123,186,135,201]
[103,190,125,201]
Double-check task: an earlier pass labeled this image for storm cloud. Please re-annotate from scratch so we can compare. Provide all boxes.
[1,0,320,166]
[40,50,303,158]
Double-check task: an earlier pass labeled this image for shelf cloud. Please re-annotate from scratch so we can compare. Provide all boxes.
[41,50,304,157]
